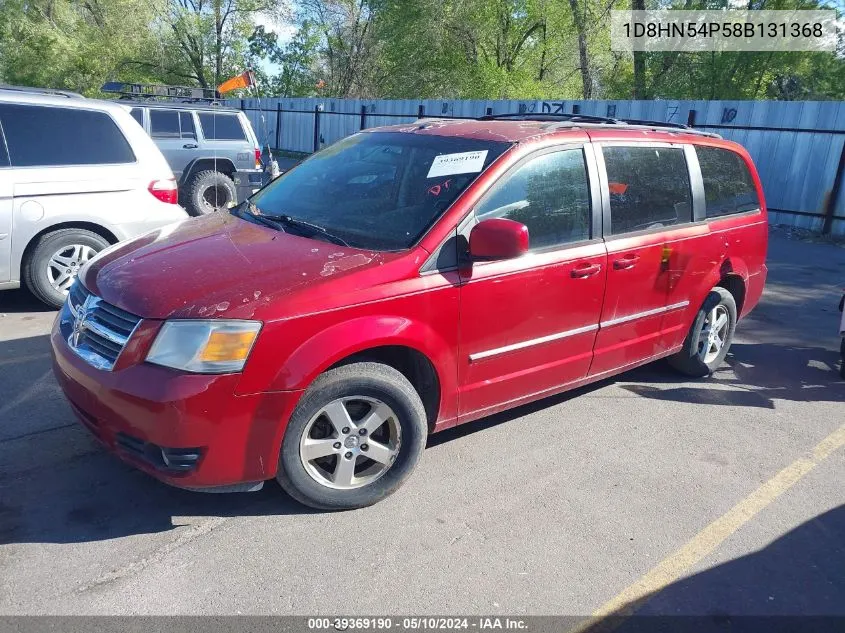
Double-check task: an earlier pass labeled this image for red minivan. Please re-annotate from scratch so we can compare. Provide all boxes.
[51,114,768,509]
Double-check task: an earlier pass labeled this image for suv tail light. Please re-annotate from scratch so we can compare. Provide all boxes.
[254,148,262,169]
[149,179,178,204]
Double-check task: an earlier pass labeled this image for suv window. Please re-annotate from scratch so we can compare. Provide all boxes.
[150,109,180,138]
[476,149,591,249]
[180,112,197,139]
[697,146,760,217]
[0,103,135,167]
[130,108,144,127]
[198,112,246,141]
[603,146,692,234]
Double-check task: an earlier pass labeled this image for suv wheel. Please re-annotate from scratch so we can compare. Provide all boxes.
[185,170,237,216]
[276,362,427,510]
[24,229,109,309]
[669,287,737,377]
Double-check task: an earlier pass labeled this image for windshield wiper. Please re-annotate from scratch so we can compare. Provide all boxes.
[263,214,350,247]
[231,200,286,231]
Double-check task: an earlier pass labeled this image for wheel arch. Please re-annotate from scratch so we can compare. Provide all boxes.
[18,221,118,279]
[259,316,456,429]
[327,345,441,430]
[181,157,237,184]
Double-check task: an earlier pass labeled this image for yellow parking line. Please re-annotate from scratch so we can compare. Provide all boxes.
[582,422,845,627]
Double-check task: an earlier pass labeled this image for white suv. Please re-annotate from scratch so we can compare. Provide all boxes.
[0,86,188,308]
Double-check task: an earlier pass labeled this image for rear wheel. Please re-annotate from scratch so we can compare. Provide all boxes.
[24,229,108,309]
[840,339,845,379]
[276,362,427,510]
[184,170,237,216]
[669,287,737,377]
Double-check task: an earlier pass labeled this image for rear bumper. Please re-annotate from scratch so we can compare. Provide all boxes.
[233,169,264,203]
[51,318,303,489]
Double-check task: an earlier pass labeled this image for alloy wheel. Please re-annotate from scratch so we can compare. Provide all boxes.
[47,244,96,294]
[299,396,401,490]
[697,304,729,364]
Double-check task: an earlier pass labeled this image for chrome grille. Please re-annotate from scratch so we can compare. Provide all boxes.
[62,282,142,370]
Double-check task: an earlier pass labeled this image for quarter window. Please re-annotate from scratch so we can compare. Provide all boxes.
[602,146,692,234]
[197,113,246,140]
[0,103,135,167]
[130,108,144,127]
[476,149,592,249]
[697,146,759,217]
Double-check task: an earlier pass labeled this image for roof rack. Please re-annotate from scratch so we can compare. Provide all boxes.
[479,112,720,138]
[100,81,223,104]
[0,84,83,98]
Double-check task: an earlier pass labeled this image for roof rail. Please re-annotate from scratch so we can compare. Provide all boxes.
[621,118,690,130]
[100,81,223,104]
[479,112,720,138]
[0,84,83,99]
[480,112,620,125]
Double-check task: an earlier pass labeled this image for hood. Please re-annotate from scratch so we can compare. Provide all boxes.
[82,213,397,320]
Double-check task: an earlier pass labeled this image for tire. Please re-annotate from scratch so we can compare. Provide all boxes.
[840,339,845,380]
[668,287,737,377]
[23,229,109,309]
[276,362,428,511]
[184,170,237,216]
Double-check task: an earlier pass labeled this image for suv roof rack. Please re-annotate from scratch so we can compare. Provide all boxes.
[478,112,720,138]
[101,81,223,105]
[0,84,83,98]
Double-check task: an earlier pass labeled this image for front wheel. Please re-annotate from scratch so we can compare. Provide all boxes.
[276,362,427,510]
[669,287,737,377]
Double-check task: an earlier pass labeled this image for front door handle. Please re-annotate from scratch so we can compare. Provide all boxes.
[571,263,602,278]
[613,254,640,270]
[183,143,199,149]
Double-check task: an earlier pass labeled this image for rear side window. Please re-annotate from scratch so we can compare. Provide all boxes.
[697,146,760,217]
[476,149,592,249]
[198,113,246,140]
[150,109,180,138]
[602,146,692,234]
[0,103,135,167]
[180,112,196,139]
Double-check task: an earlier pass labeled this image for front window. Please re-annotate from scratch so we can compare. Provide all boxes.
[249,132,511,250]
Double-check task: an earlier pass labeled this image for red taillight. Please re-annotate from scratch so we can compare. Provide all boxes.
[148,179,178,204]
[255,148,262,169]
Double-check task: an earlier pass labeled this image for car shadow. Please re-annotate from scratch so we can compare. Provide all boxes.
[584,504,845,632]
[0,334,315,547]
[2,332,841,545]
[617,342,845,410]
[0,287,55,314]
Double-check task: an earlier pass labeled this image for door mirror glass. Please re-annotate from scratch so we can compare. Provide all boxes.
[469,218,529,261]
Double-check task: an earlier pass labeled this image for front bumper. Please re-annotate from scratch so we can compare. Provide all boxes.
[51,317,302,490]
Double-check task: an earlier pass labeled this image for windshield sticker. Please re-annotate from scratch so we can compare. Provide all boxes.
[427,150,488,178]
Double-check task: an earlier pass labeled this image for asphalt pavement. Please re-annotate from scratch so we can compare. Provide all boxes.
[1,229,844,619]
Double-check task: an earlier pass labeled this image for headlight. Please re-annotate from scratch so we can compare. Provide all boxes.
[146,320,262,373]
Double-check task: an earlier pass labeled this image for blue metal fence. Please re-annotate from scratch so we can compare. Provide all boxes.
[231,97,845,236]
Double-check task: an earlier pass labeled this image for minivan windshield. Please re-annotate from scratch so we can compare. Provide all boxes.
[247,131,511,250]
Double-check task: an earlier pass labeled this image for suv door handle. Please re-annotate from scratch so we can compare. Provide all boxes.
[613,254,640,270]
[570,263,602,278]
[182,143,198,149]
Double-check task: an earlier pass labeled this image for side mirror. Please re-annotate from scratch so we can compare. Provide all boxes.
[468,218,529,261]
